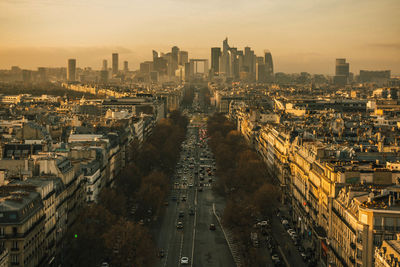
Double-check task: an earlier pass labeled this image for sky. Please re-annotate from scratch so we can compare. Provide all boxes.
[0,0,399,74]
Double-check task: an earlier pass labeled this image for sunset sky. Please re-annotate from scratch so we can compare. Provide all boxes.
[0,0,399,74]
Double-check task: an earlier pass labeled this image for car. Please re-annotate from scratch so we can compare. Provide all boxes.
[271,254,280,261]
[179,211,184,218]
[180,257,189,265]
[287,229,296,235]
[208,178,212,183]
[177,222,183,229]
[300,252,307,260]
[189,209,195,216]
[101,263,109,267]
[209,224,216,230]
[158,249,165,258]
[188,183,193,188]
[181,196,186,201]
[198,187,203,192]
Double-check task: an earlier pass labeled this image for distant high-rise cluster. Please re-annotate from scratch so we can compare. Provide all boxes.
[137,46,189,83]
[210,38,274,82]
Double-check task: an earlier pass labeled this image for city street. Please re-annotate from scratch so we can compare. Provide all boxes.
[155,109,235,267]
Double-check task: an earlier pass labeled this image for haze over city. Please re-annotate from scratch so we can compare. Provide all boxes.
[1,0,400,267]
[0,0,399,74]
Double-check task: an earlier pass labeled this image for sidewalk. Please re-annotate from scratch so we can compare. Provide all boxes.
[277,204,317,266]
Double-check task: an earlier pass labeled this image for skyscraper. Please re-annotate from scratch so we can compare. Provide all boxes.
[67,59,76,82]
[102,59,108,70]
[334,58,350,85]
[152,50,158,62]
[220,38,233,77]
[211,47,221,76]
[171,46,179,76]
[178,51,188,66]
[171,46,179,64]
[244,47,255,76]
[112,53,119,74]
[264,50,274,81]
[124,61,129,72]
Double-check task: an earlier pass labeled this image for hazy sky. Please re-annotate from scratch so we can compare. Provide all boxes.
[0,0,399,74]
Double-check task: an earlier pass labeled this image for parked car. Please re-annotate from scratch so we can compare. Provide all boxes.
[177,222,183,229]
[209,224,216,230]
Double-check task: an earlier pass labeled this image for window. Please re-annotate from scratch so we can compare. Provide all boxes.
[12,227,17,237]
[11,254,18,264]
[374,217,383,230]
[12,241,18,250]
[356,249,362,259]
[384,217,394,231]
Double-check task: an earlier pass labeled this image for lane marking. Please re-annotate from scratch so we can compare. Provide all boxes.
[278,245,290,267]
[191,188,198,267]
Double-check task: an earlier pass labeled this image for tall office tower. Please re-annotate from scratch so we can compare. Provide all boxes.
[220,38,232,77]
[171,46,179,75]
[112,53,119,74]
[244,47,255,74]
[67,59,76,82]
[154,57,168,76]
[334,58,350,85]
[152,50,159,62]
[171,46,179,64]
[264,50,274,81]
[256,56,264,64]
[178,51,188,66]
[223,37,230,53]
[256,63,266,82]
[124,61,129,72]
[184,62,191,82]
[140,62,153,74]
[102,59,108,70]
[211,47,221,76]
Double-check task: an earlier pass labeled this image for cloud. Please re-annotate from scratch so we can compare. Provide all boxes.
[367,43,400,50]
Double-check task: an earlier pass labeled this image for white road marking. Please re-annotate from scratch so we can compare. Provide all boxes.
[179,233,184,267]
[190,189,198,267]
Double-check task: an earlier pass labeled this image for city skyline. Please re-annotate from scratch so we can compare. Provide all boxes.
[0,0,399,74]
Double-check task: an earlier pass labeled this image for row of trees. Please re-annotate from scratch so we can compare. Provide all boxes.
[207,113,279,267]
[67,110,189,267]
[181,86,195,107]
[0,82,97,98]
